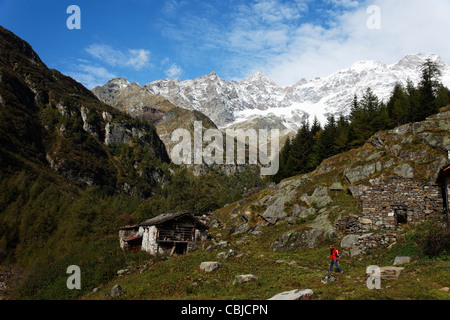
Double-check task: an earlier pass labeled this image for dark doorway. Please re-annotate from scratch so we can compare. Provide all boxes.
[395,208,408,225]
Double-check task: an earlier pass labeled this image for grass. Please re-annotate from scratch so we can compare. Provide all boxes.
[83,223,450,300]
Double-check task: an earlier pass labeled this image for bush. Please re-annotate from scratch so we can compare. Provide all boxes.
[405,218,450,259]
[423,220,450,259]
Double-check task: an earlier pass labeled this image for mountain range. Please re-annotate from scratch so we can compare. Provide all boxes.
[100,53,450,134]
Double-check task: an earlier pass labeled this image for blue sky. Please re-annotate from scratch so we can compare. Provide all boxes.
[1,0,450,89]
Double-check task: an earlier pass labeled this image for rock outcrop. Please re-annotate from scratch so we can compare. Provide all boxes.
[211,106,450,255]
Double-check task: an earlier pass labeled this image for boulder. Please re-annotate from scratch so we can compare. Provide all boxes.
[116,269,129,276]
[321,272,336,283]
[379,266,404,280]
[393,256,411,265]
[260,195,292,224]
[345,164,377,184]
[267,289,314,300]
[340,234,360,249]
[199,261,222,272]
[271,212,338,251]
[217,249,236,259]
[233,274,259,285]
[206,241,230,251]
[104,285,125,298]
[393,164,414,179]
[300,186,333,209]
[330,182,344,191]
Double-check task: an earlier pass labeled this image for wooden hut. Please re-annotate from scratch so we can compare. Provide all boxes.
[119,212,209,255]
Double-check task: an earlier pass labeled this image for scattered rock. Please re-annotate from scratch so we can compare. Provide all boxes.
[300,186,333,208]
[330,182,344,191]
[321,272,336,283]
[206,241,230,251]
[233,274,259,285]
[217,249,236,259]
[393,256,411,265]
[117,269,129,276]
[104,285,125,298]
[200,261,222,272]
[379,266,404,280]
[268,289,314,300]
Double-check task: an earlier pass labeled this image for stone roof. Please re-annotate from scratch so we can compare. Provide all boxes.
[139,212,208,229]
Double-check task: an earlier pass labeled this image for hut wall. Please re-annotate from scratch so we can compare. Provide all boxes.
[140,226,158,254]
[119,227,139,250]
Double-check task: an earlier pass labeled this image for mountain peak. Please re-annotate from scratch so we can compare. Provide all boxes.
[107,78,130,88]
[0,26,44,66]
[241,71,277,86]
[349,60,387,73]
[392,53,446,70]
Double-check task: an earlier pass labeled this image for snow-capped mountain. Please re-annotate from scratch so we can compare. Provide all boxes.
[144,53,450,132]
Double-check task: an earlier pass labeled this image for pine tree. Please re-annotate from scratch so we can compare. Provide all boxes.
[417,59,442,120]
[288,121,314,175]
[435,85,450,110]
[272,136,292,183]
[387,83,409,126]
[308,115,337,169]
[406,79,420,122]
[349,88,379,146]
[335,115,350,153]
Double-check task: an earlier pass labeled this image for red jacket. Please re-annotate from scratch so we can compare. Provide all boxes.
[330,248,340,260]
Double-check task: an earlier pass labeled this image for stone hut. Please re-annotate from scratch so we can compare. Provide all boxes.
[358,164,450,232]
[119,212,209,255]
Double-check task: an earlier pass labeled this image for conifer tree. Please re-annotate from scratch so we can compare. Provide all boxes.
[417,59,442,120]
[308,115,336,169]
[287,121,314,175]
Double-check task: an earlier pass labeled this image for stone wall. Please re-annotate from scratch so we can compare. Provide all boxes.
[118,227,139,251]
[358,177,444,231]
[334,214,360,234]
[340,232,397,257]
[140,226,158,254]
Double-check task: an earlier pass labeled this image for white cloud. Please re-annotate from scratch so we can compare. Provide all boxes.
[165,63,183,79]
[235,0,450,86]
[127,49,151,70]
[68,64,117,89]
[85,44,151,70]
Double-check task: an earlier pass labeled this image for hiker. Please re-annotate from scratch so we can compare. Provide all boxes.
[329,245,343,273]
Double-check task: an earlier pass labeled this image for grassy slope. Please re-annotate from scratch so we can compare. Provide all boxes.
[83,107,450,301]
[84,227,449,300]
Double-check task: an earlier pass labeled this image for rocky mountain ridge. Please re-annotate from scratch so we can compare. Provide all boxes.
[144,53,450,131]
[92,78,218,155]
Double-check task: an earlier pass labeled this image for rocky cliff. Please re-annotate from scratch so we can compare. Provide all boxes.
[0,26,169,196]
[92,78,218,156]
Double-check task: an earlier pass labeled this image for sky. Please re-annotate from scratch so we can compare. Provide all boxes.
[1,0,450,89]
